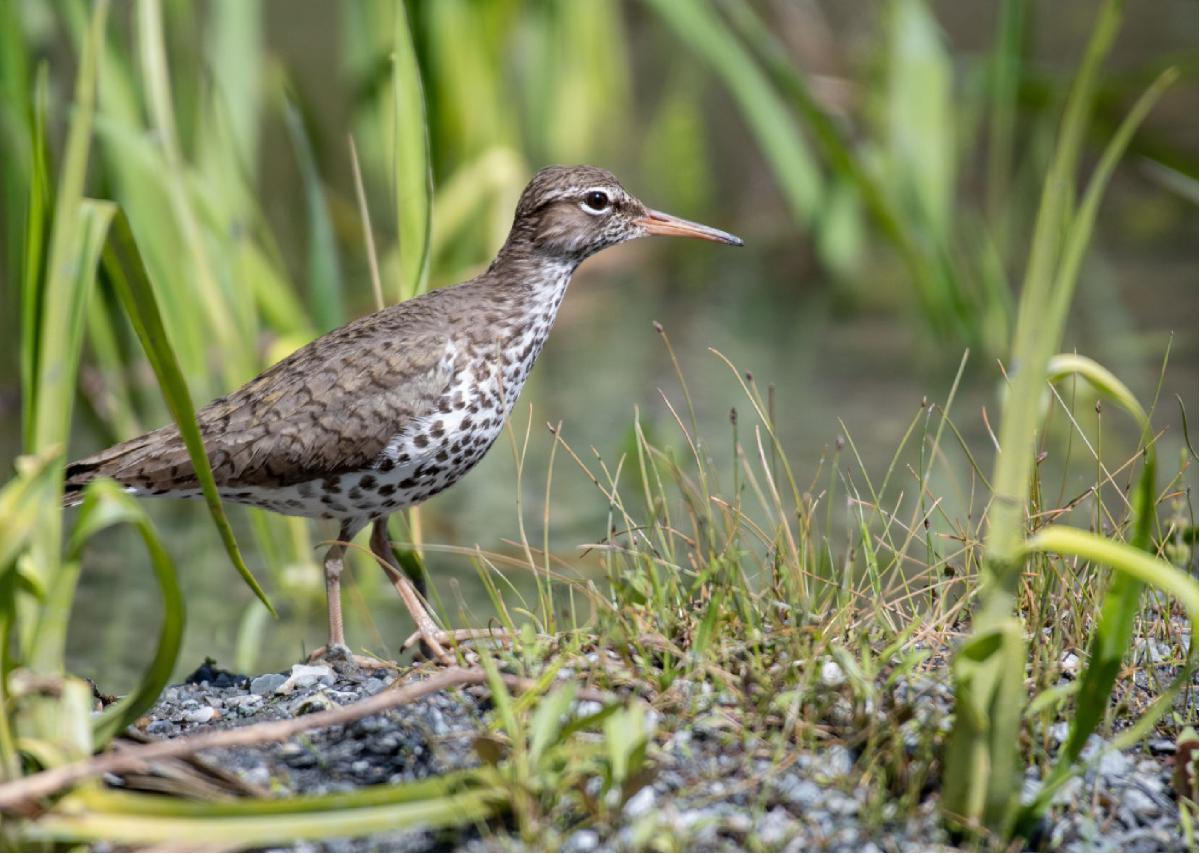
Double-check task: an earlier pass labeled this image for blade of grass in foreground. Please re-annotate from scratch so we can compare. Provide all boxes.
[1011,352,1163,830]
[27,784,506,847]
[26,199,117,673]
[0,452,59,574]
[942,0,1127,834]
[26,0,107,460]
[67,480,184,748]
[101,210,275,616]
[18,66,49,450]
[392,0,432,302]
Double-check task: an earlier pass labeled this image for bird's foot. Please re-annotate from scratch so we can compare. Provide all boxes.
[306,643,396,674]
[400,627,511,661]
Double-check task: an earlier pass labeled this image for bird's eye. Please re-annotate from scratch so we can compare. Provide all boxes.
[583,190,610,212]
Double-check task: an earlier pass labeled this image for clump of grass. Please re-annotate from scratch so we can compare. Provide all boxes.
[941,0,1194,840]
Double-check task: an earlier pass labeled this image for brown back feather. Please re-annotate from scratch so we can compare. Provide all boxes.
[64,289,460,502]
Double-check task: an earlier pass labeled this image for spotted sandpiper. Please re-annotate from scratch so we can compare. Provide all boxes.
[64,165,742,662]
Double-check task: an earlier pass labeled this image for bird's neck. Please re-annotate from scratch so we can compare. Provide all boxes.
[489,241,580,310]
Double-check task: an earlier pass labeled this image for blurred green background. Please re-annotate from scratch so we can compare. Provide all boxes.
[0,0,1194,690]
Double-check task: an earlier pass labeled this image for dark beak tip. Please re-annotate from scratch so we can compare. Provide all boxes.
[638,209,745,247]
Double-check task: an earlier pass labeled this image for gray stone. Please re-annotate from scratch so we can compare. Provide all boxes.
[1121,784,1160,817]
[250,673,287,695]
[1049,721,1070,745]
[291,692,337,715]
[1050,775,1081,806]
[623,785,656,818]
[237,695,264,716]
[821,659,846,687]
[286,663,337,691]
[780,776,823,808]
[1097,749,1131,778]
[823,745,854,778]
[361,678,388,696]
[825,793,858,817]
[184,705,216,724]
[756,805,795,848]
[145,719,175,736]
[565,829,599,852]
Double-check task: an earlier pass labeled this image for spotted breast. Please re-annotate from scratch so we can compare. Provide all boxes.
[229,262,575,522]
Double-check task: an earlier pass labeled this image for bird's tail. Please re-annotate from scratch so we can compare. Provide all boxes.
[62,429,174,507]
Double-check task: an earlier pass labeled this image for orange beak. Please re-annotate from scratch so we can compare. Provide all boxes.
[636,209,744,246]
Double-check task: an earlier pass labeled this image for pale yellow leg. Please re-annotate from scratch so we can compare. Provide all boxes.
[370,519,451,663]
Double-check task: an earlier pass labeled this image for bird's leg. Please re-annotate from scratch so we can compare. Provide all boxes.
[370,518,451,663]
[308,521,392,670]
[324,534,350,654]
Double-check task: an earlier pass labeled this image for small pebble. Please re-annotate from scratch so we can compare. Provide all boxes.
[278,663,336,694]
[291,693,337,715]
[565,829,599,851]
[361,678,388,696]
[237,695,264,716]
[250,673,287,695]
[757,805,795,848]
[145,719,175,736]
[1097,749,1131,778]
[184,705,217,724]
[623,785,656,818]
[821,660,846,687]
[1049,721,1070,745]
[780,776,823,807]
[1120,784,1160,817]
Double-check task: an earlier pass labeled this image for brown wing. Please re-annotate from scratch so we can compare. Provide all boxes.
[65,299,453,499]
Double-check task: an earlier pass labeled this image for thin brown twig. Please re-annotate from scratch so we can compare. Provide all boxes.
[0,666,610,814]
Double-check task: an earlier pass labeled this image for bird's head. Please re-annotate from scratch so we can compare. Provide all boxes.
[503,165,743,262]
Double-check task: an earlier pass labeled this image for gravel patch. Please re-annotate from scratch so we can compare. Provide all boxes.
[113,660,1193,852]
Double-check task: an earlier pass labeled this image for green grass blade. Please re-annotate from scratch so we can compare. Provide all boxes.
[1014,349,1163,831]
[100,209,276,616]
[0,0,33,329]
[942,616,1027,834]
[1046,354,1149,430]
[28,0,108,456]
[281,94,344,332]
[202,0,263,171]
[66,480,185,748]
[529,684,577,766]
[28,785,506,847]
[944,0,1127,834]
[986,0,1125,566]
[136,0,248,386]
[17,65,49,450]
[1041,67,1178,334]
[23,198,116,671]
[73,767,501,817]
[0,452,58,574]
[1025,526,1197,634]
[392,0,432,301]
[884,0,955,242]
[985,0,1027,247]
